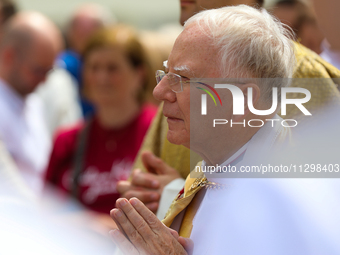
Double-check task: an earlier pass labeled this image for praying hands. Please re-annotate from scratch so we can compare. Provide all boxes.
[110,198,193,255]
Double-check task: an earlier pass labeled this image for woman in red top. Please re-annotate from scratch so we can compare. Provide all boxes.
[45,25,157,214]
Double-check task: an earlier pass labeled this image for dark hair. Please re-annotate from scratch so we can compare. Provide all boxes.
[0,0,17,24]
[274,0,317,32]
[256,0,264,7]
[275,0,298,5]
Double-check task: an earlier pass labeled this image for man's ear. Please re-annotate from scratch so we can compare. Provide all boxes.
[232,83,260,121]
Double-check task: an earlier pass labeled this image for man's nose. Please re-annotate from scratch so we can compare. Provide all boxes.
[153,78,176,103]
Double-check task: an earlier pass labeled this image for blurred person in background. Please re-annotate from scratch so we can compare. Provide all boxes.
[0,0,26,193]
[0,139,34,201]
[45,25,157,218]
[313,0,340,70]
[0,0,16,32]
[270,0,325,54]
[139,26,182,106]
[0,0,81,138]
[0,11,60,194]
[57,3,116,118]
[30,5,83,137]
[118,0,340,219]
[35,64,83,137]
[179,0,263,25]
[0,136,116,254]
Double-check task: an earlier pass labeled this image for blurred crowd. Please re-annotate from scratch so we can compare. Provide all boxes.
[0,0,339,254]
[0,1,178,253]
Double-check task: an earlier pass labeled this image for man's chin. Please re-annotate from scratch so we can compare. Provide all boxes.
[167,130,189,147]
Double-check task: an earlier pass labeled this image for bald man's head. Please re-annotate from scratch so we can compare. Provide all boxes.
[0,12,62,96]
[1,11,62,53]
[66,3,116,54]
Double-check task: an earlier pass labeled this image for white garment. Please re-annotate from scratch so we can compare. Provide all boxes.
[0,78,51,194]
[157,178,186,220]
[320,40,340,70]
[35,68,82,136]
[189,117,340,255]
[0,126,115,255]
[157,142,250,220]
[0,163,115,255]
[0,139,35,201]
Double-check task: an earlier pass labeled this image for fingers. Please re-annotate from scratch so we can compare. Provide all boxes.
[114,198,189,255]
[110,210,128,240]
[129,197,165,232]
[118,172,160,205]
[124,189,160,204]
[145,201,159,213]
[142,151,179,176]
[178,237,194,255]
[141,151,166,175]
[115,198,154,241]
[166,226,179,240]
[117,180,132,194]
[131,169,160,189]
[118,167,160,195]
[109,229,139,255]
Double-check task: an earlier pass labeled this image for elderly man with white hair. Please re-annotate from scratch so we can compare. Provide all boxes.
[109,5,340,255]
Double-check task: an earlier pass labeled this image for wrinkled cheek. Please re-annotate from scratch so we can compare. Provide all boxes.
[182,106,191,132]
[184,119,190,136]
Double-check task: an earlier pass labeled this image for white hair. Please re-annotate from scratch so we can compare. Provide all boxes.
[184,5,295,101]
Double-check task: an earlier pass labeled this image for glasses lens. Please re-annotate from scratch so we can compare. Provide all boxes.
[155,71,183,92]
[166,73,179,86]
[155,70,165,84]
[167,73,182,92]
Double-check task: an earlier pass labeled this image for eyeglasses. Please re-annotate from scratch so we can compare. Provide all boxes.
[155,70,190,93]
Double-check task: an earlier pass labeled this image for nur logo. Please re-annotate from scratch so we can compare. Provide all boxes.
[199,84,312,116]
[196,83,222,115]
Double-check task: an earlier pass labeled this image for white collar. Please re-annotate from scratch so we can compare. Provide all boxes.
[202,141,249,169]
[0,78,25,112]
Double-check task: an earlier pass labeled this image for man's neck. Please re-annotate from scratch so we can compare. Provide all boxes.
[0,69,27,98]
[201,131,257,166]
[0,76,25,99]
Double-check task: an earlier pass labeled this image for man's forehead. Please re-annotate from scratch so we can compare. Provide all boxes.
[181,24,208,41]
[167,25,219,76]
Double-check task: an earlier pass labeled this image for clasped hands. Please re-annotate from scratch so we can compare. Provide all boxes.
[117,151,182,213]
[110,197,193,255]
[112,152,191,254]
